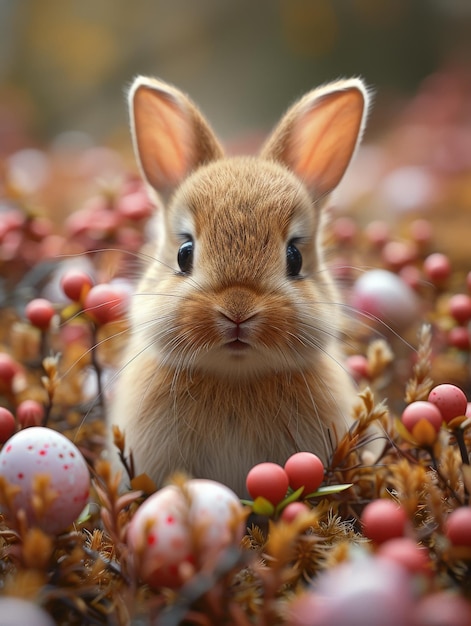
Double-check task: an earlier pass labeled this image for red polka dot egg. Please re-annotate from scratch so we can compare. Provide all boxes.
[127,478,245,589]
[0,427,90,534]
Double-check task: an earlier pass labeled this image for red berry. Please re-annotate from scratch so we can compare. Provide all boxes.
[0,353,19,390]
[427,384,468,424]
[83,284,127,324]
[415,592,471,626]
[361,499,408,544]
[16,400,45,428]
[25,298,55,330]
[448,294,471,325]
[401,401,443,433]
[60,269,94,302]
[377,538,430,576]
[246,462,289,505]
[280,501,310,523]
[0,407,16,443]
[445,507,471,547]
[448,326,471,351]
[423,253,451,284]
[284,452,324,494]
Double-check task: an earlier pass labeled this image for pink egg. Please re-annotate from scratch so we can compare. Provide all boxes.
[351,269,420,329]
[290,556,415,626]
[0,427,90,534]
[127,479,245,589]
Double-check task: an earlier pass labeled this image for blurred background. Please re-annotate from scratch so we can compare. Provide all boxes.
[0,0,471,401]
[1,0,470,151]
[1,0,471,267]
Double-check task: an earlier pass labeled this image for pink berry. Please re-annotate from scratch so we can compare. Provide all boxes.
[427,384,468,424]
[423,252,451,284]
[398,265,422,290]
[409,218,432,246]
[83,284,127,324]
[346,354,369,382]
[445,507,471,547]
[401,401,443,433]
[448,326,471,351]
[376,538,430,576]
[246,462,289,506]
[448,294,471,325]
[16,400,45,428]
[284,452,324,494]
[25,298,55,330]
[60,269,94,302]
[0,407,16,443]
[364,220,390,248]
[361,499,408,544]
[332,217,357,244]
[280,501,310,523]
[382,241,417,271]
[116,190,153,221]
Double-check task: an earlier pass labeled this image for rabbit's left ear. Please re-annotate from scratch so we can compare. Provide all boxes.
[129,76,224,193]
[260,79,369,198]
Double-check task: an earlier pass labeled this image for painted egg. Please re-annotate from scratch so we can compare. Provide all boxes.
[351,269,420,329]
[0,427,90,534]
[0,598,55,626]
[127,478,245,589]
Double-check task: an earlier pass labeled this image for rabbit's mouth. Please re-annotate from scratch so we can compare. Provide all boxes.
[225,338,250,353]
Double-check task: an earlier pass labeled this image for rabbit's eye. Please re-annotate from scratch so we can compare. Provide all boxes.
[177,240,194,273]
[286,242,302,277]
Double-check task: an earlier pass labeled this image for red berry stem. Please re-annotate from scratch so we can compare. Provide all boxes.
[427,446,463,506]
[41,397,52,428]
[453,428,470,504]
[119,447,135,483]
[39,329,49,363]
[90,323,106,413]
[453,428,470,466]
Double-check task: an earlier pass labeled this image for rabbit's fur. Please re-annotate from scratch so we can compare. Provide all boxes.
[109,77,376,495]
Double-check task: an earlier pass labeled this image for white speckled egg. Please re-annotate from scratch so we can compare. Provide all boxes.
[0,597,56,626]
[351,269,420,329]
[0,427,90,534]
[127,478,245,589]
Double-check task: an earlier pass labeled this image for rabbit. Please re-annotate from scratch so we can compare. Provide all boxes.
[108,75,380,496]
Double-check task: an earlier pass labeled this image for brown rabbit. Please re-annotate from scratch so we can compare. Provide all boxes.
[109,76,378,495]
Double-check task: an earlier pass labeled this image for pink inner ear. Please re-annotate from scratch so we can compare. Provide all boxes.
[133,85,195,191]
[288,88,365,197]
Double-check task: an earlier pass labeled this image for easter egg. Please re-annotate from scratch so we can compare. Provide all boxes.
[0,598,55,626]
[127,479,245,589]
[0,427,90,534]
[351,269,419,329]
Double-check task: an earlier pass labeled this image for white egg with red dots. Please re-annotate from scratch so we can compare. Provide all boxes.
[127,478,245,589]
[0,426,90,533]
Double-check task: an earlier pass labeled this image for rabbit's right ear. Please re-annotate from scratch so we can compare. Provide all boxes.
[129,77,224,193]
[260,79,369,199]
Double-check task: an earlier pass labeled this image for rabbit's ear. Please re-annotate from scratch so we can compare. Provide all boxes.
[261,79,369,198]
[129,77,224,192]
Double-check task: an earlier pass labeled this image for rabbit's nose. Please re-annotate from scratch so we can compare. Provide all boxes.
[217,286,258,323]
